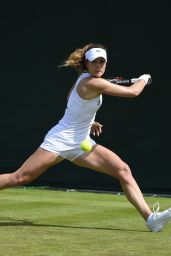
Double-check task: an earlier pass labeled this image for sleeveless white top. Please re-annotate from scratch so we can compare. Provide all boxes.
[43,72,102,150]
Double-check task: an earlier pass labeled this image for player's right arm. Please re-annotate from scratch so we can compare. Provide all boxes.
[88,74,151,98]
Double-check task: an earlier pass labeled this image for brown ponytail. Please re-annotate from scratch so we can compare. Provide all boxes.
[61,43,107,75]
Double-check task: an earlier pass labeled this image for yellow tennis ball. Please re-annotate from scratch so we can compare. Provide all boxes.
[80,139,92,152]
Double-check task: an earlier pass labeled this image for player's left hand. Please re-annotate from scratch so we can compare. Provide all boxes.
[91,122,103,136]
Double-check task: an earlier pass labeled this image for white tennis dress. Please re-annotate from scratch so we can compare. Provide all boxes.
[40,72,102,161]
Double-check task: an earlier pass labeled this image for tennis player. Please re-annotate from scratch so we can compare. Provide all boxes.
[1,43,171,232]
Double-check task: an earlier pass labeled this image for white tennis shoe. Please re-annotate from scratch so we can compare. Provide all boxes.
[146,202,171,232]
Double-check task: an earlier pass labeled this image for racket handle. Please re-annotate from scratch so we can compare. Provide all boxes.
[132,77,152,85]
[131,78,139,83]
[107,77,152,85]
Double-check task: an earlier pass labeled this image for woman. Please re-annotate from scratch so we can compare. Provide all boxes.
[1,43,171,232]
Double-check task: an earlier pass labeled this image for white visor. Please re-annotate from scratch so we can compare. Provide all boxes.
[85,48,107,62]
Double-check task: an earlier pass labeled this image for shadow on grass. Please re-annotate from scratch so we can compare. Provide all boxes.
[0,217,148,232]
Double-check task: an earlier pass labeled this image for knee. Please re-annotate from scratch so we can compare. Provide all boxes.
[11,173,31,186]
[116,163,133,182]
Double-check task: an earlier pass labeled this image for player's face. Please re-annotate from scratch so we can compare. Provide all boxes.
[85,57,106,78]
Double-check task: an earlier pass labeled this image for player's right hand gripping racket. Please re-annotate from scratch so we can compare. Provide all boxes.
[107,76,152,85]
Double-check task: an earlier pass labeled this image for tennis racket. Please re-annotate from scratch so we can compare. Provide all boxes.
[107,76,152,85]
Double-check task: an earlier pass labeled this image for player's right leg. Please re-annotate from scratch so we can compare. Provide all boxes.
[0,147,64,189]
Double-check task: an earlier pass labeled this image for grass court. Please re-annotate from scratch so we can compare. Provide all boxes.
[0,188,171,256]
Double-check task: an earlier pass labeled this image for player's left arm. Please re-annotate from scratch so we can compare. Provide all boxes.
[91,122,103,136]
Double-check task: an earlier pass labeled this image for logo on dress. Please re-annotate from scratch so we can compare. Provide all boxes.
[97,100,101,105]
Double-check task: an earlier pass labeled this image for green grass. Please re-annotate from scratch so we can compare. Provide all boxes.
[0,188,171,256]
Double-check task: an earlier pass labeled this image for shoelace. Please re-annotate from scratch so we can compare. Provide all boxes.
[153,202,160,213]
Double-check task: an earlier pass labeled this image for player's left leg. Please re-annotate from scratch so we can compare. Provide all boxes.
[73,144,171,232]
[73,144,152,220]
